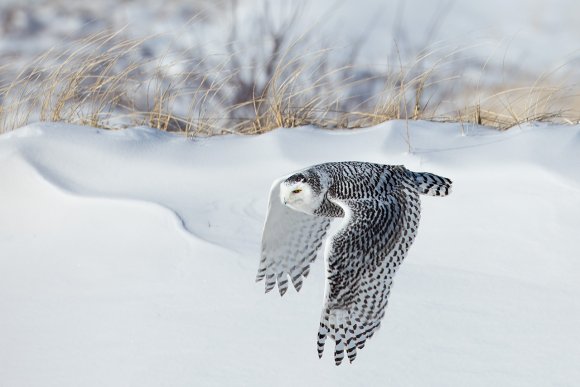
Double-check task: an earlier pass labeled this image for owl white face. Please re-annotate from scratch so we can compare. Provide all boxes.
[280,180,318,215]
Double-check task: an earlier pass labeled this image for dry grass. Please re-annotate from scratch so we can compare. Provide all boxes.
[1,26,579,136]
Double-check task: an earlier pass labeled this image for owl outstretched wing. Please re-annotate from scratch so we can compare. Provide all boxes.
[257,177,333,296]
[317,192,417,365]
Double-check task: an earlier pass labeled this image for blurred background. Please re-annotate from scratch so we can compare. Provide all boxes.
[1,0,579,133]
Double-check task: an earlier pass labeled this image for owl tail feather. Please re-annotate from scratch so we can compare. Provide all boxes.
[410,171,452,196]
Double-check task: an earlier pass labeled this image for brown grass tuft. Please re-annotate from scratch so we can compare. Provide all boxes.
[1,22,579,136]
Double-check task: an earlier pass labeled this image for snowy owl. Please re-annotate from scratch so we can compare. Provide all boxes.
[256,162,452,365]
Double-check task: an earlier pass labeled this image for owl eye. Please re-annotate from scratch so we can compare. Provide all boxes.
[291,189,302,194]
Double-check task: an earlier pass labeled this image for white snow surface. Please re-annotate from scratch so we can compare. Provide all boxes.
[0,121,579,386]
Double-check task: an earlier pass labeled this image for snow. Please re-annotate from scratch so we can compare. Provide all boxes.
[3,0,579,72]
[1,121,579,386]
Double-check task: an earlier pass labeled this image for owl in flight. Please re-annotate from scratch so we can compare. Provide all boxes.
[256,162,452,365]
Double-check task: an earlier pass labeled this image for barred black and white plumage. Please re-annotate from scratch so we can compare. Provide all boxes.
[257,162,452,365]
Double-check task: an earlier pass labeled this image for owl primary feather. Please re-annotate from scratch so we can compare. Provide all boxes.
[256,162,452,365]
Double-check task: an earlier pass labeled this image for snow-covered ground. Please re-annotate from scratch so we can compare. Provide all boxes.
[1,121,579,386]
[3,0,579,72]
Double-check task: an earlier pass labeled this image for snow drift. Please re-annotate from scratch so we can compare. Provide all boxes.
[0,121,578,386]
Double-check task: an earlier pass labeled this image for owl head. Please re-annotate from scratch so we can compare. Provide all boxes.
[279,172,324,215]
